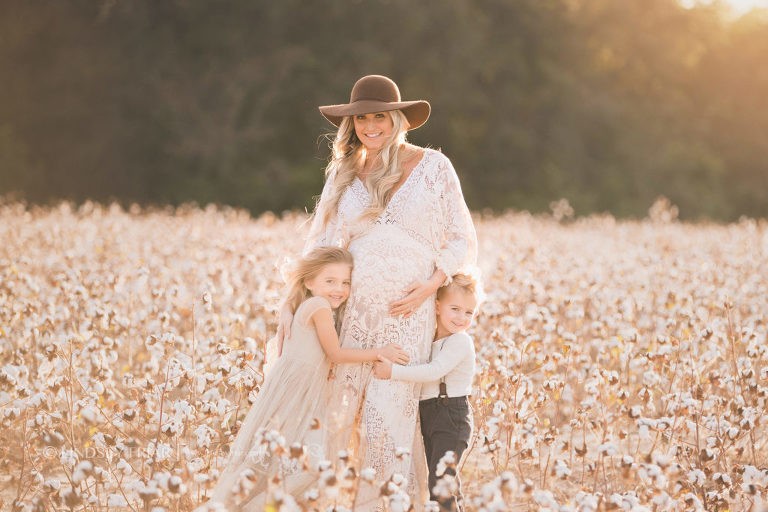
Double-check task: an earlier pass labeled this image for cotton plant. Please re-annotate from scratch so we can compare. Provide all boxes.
[2,201,768,509]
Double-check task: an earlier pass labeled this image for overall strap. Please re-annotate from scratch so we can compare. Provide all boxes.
[438,337,449,405]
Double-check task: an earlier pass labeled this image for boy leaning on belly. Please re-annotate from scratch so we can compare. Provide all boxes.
[374,272,481,512]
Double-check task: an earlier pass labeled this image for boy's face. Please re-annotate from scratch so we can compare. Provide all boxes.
[435,289,477,337]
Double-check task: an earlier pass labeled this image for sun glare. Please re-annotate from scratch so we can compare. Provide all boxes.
[680,0,768,15]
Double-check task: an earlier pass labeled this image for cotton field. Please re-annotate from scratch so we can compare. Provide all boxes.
[1,200,768,511]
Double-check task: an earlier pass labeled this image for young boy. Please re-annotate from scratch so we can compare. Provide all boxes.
[374,273,479,512]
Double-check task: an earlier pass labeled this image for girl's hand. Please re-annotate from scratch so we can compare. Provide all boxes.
[373,355,393,379]
[276,304,294,356]
[380,344,409,365]
[389,269,446,318]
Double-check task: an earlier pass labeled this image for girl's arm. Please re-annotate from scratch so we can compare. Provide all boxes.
[311,308,410,365]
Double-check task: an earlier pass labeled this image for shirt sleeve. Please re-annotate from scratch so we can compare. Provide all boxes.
[303,169,339,255]
[390,333,473,383]
[434,156,477,284]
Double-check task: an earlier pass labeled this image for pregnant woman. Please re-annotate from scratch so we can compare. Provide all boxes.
[279,75,476,509]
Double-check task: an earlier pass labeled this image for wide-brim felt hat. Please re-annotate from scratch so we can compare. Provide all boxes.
[319,75,431,130]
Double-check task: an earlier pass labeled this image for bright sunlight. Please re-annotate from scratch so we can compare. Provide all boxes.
[681,0,768,15]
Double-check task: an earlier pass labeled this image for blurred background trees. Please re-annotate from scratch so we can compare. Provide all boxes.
[1,0,766,220]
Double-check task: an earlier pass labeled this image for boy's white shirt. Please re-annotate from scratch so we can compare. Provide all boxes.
[390,331,475,399]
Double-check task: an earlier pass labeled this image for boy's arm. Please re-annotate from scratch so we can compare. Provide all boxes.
[390,334,471,383]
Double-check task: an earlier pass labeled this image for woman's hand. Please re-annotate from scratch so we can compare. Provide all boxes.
[373,355,393,379]
[389,269,447,318]
[276,304,294,356]
[380,344,409,365]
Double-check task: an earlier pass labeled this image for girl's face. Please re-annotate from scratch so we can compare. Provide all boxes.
[353,111,394,152]
[435,289,477,339]
[304,262,352,309]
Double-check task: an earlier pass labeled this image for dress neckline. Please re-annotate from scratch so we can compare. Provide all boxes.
[353,148,430,205]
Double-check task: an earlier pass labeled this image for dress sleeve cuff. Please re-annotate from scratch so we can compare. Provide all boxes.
[435,253,457,285]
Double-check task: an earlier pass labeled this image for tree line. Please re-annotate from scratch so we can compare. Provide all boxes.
[1,0,766,220]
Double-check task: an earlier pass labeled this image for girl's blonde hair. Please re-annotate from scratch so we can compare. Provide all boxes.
[437,271,484,306]
[283,247,354,313]
[316,110,410,232]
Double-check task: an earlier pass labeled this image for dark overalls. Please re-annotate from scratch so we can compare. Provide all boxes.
[419,381,473,512]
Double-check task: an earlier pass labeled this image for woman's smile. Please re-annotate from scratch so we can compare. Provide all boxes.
[354,111,393,150]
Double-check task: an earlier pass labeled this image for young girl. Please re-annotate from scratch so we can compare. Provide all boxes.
[203,247,410,510]
[374,273,480,512]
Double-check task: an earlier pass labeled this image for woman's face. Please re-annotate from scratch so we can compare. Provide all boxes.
[353,111,394,152]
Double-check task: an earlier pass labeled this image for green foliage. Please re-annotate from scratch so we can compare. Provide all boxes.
[1,0,766,220]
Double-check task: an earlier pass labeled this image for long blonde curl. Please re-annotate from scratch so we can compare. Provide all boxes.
[317,110,410,233]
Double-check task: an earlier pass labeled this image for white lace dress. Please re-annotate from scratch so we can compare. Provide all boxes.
[305,148,477,510]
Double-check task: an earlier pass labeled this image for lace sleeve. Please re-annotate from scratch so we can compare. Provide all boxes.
[296,296,333,327]
[435,157,477,284]
[303,170,339,256]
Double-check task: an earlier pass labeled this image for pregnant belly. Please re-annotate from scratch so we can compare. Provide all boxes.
[341,227,436,350]
[348,226,434,303]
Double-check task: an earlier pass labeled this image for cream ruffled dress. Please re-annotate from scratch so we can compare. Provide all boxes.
[202,295,335,510]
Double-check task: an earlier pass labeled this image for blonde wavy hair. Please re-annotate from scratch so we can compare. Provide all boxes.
[317,109,410,231]
[282,246,354,314]
[437,270,485,307]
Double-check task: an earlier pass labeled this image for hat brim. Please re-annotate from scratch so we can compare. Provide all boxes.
[319,100,431,130]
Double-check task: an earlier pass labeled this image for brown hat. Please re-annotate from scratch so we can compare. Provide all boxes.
[319,75,431,130]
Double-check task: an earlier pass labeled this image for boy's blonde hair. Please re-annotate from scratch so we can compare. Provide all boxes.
[437,271,484,306]
[283,247,354,312]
